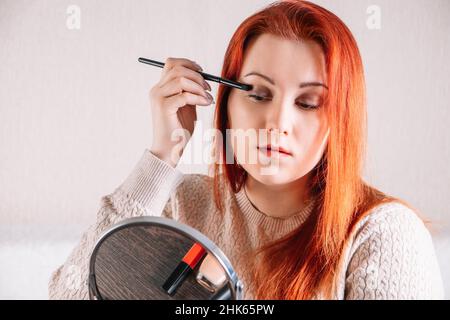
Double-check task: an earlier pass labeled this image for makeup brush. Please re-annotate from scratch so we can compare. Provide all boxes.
[138,57,253,91]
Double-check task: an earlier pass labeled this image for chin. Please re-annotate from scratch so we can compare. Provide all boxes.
[245,164,300,186]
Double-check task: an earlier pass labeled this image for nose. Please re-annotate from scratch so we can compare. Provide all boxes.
[266,101,292,136]
[268,127,287,135]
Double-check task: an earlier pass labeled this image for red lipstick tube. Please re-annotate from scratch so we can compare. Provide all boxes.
[162,243,206,296]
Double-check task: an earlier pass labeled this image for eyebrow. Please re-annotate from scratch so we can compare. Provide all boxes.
[244,71,329,90]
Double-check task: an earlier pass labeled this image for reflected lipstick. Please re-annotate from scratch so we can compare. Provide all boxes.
[162,243,206,296]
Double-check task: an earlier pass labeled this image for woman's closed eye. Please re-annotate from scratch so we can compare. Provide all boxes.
[246,93,321,110]
[248,93,268,102]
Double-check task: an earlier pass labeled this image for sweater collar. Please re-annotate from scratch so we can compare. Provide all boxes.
[234,186,316,234]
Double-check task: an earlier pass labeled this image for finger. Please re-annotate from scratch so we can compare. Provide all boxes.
[160,76,209,100]
[162,91,213,113]
[159,64,209,91]
[160,57,203,79]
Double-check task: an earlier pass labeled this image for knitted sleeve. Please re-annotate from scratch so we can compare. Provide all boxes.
[344,202,445,299]
[48,149,184,299]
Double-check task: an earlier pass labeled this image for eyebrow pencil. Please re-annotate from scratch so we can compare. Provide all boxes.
[162,242,206,296]
[138,57,253,91]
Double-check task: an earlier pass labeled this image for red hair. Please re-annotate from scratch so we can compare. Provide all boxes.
[210,0,424,299]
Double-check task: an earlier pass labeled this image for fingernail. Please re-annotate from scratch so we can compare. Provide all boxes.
[204,81,211,91]
[195,63,203,71]
[203,96,213,104]
[206,92,214,103]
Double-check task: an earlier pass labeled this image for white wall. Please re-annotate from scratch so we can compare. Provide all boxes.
[1,0,449,299]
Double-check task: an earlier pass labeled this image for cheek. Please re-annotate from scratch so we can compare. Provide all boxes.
[227,93,259,129]
[295,112,329,158]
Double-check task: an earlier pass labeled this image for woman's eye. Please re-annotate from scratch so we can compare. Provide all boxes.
[297,102,320,110]
[247,94,269,102]
[247,93,321,110]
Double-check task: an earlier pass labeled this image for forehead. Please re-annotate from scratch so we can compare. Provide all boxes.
[240,33,327,85]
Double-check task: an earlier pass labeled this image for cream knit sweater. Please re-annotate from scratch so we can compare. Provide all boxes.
[48,149,444,300]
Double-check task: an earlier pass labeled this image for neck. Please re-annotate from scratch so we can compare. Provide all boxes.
[244,174,311,219]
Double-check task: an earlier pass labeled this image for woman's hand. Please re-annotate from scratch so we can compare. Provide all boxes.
[149,57,214,167]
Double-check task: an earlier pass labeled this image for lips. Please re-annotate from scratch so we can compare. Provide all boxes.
[257,144,293,156]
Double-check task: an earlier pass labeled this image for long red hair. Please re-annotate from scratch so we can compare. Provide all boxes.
[209,0,425,299]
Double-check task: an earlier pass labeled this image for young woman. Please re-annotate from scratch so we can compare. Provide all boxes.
[49,0,444,299]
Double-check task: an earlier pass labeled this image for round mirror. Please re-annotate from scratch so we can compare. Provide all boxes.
[88,216,244,300]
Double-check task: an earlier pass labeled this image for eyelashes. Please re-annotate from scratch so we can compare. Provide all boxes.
[248,94,267,102]
[247,94,320,110]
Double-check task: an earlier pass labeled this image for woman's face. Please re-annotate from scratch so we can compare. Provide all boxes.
[227,33,330,185]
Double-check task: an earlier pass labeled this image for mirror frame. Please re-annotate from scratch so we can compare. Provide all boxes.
[88,216,244,300]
